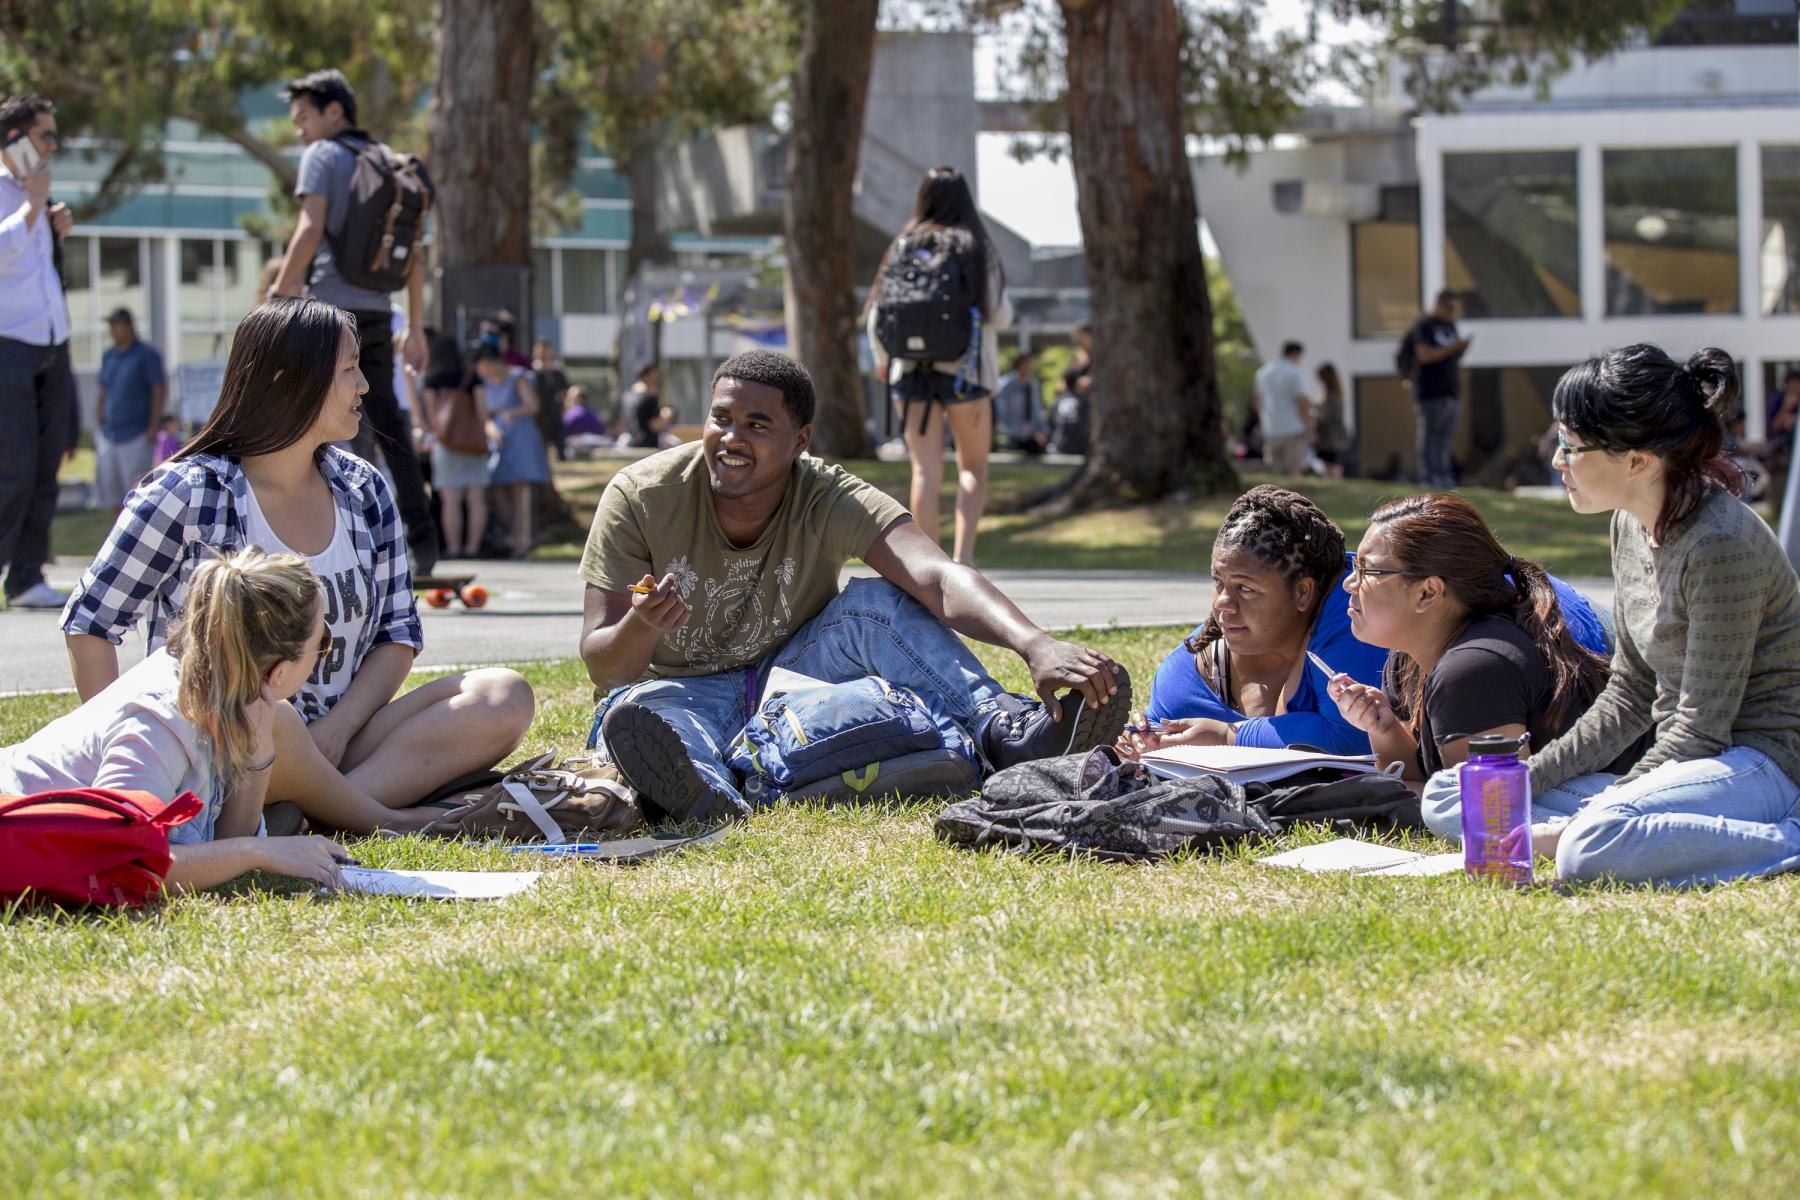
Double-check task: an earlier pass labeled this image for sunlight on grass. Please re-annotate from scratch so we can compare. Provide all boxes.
[6,630,1799,1197]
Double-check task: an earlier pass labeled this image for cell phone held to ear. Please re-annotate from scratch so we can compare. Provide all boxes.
[2,128,43,180]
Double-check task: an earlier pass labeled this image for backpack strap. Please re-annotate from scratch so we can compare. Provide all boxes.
[498,779,568,844]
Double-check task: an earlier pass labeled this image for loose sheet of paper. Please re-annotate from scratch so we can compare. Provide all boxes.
[1364,852,1465,877]
[334,868,540,900]
[1258,838,1429,875]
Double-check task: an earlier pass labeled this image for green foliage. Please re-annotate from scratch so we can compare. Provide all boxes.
[982,1,1690,162]
[0,0,432,219]
[1207,252,1258,433]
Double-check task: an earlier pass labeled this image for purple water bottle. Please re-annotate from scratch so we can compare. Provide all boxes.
[1460,733,1532,884]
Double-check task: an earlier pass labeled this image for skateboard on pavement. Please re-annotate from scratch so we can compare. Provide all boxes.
[414,574,489,609]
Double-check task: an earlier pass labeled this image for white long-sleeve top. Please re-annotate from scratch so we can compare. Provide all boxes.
[0,170,70,347]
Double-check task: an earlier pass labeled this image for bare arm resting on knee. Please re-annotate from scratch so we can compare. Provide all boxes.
[861,516,1119,711]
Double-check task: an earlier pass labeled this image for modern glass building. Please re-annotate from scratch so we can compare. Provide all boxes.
[1195,1,1800,482]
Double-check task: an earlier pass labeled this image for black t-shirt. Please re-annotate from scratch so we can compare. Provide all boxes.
[1410,315,1462,399]
[627,387,661,448]
[1385,615,1561,777]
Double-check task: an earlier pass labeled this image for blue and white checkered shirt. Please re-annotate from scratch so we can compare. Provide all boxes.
[60,448,423,722]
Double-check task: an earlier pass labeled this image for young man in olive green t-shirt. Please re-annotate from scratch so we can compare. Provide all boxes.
[578,349,1130,821]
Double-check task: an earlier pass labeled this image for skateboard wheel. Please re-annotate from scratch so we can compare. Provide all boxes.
[460,585,488,609]
[426,588,454,608]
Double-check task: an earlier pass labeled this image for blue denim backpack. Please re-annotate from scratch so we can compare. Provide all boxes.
[726,676,944,803]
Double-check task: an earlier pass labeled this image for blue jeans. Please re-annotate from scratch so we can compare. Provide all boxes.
[1414,394,1458,486]
[1420,767,1606,843]
[1423,748,1800,887]
[587,579,1011,814]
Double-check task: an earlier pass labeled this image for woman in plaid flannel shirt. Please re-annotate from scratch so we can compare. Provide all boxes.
[60,299,534,832]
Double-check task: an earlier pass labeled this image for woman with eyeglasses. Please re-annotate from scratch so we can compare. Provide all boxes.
[1484,345,1800,886]
[1323,493,1627,825]
[4,549,358,890]
[59,299,534,834]
[1120,485,1390,758]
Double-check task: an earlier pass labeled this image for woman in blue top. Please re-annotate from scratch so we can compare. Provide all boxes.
[1125,486,1388,756]
[474,345,550,559]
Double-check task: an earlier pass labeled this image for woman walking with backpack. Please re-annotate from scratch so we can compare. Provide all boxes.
[867,166,1013,566]
[60,299,534,831]
[416,334,489,560]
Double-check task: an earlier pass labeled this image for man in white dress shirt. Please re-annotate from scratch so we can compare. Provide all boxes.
[0,93,76,611]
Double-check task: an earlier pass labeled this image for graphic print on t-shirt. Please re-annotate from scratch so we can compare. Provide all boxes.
[310,564,375,697]
[665,553,800,672]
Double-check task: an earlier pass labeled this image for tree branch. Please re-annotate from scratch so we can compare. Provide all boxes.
[174,112,297,189]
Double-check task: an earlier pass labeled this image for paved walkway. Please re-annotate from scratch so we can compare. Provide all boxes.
[2,560,1617,695]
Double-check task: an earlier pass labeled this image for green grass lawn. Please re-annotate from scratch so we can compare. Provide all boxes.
[7,628,1798,1198]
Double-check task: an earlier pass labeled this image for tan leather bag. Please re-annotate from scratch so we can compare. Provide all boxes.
[423,754,644,842]
[430,371,489,456]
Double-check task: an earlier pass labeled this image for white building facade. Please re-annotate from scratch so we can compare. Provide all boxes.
[1197,7,1800,480]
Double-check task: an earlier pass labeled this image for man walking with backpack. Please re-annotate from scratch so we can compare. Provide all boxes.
[1399,289,1470,489]
[269,69,439,573]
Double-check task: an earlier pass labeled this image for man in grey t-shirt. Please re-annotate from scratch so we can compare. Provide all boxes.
[269,68,437,573]
[1253,340,1313,476]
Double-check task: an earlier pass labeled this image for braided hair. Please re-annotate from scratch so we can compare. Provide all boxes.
[1186,485,1348,658]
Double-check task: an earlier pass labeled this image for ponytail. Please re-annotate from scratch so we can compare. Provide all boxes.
[165,548,321,790]
[1506,556,1608,731]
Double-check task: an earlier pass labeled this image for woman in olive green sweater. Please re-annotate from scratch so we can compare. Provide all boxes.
[1527,344,1800,886]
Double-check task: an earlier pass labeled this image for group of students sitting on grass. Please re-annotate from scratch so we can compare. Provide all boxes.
[3,297,1798,893]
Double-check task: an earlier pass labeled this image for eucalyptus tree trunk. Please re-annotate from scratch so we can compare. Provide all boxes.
[1054,0,1233,506]
[782,0,879,459]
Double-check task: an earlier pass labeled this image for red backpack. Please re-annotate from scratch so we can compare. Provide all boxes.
[0,788,202,909]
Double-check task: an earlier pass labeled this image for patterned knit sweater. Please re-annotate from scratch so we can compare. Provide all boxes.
[1530,486,1800,792]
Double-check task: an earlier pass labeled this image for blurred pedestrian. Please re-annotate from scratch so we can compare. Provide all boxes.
[94,307,166,512]
[622,363,666,449]
[419,336,489,561]
[474,346,549,559]
[531,337,570,461]
[1253,340,1312,477]
[1401,289,1470,487]
[1313,362,1349,479]
[0,92,76,610]
[992,350,1047,455]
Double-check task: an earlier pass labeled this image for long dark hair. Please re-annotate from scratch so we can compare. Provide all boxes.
[1316,362,1343,403]
[1186,485,1347,658]
[1371,492,1608,739]
[1552,344,1743,541]
[868,166,998,319]
[426,333,465,378]
[179,299,356,460]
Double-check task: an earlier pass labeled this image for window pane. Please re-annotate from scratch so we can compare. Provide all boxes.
[181,330,231,363]
[1762,146,1800,315]
[61,236,96,368]
[1352,220,1419,336]
[96,238,147,329]
[1355,366,1568,484]
[1444,151,1580,319]
[220,240,265,319]
[179,239,218,326]
[563,248,608,314]
[532,248,555,318]
[1604,146,1738,316]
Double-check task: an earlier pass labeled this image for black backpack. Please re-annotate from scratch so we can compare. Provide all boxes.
[935,749,1275,861]
[1393,325,1419,384]
[935,750,1419,862]
[327,131,435,294]
[874,231,979,364]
